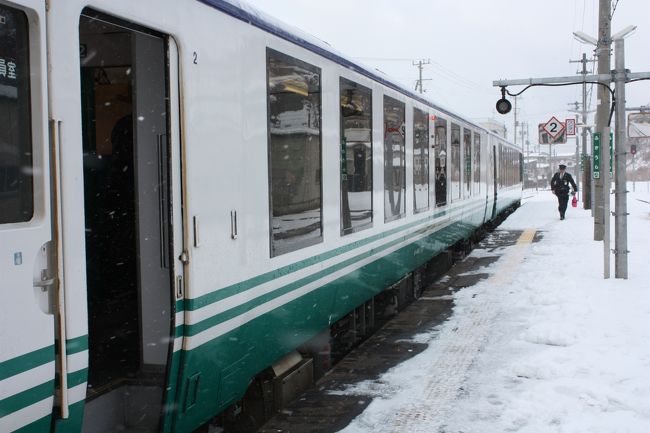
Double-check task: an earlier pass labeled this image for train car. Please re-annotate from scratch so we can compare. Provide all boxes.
[0,1,522,432]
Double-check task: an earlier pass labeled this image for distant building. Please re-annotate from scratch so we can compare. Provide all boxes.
[480,119,507,139]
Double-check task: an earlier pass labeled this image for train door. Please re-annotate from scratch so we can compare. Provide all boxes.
[74,10,183,433]
[0,2,58,432]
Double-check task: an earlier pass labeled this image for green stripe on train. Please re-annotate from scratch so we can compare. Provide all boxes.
[13,415,51,433]
[177,206,457,313]
[10,400,85,433]
[0,345,54,382]
[183,220,448,337]
[0,336,88,383]
[0,380,54,417]
[172,202,483,317]
[172,203,485,340]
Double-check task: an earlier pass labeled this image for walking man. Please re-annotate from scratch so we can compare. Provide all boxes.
[550,163,578,220]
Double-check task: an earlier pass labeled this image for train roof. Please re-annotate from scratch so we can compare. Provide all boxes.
[197,0,516,145]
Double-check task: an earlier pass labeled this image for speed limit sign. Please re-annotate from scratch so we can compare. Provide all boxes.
[543,116,564,139]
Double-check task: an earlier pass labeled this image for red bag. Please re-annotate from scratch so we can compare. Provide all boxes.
[571,195,578,208]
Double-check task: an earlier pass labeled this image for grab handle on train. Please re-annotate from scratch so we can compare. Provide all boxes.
[50,118,70,419]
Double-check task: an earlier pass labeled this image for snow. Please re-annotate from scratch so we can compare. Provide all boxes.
[335,183,650,433]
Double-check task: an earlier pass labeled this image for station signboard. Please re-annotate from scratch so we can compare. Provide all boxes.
[592,132,613,179]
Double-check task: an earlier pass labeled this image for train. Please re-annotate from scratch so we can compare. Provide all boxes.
[0,0,522,432]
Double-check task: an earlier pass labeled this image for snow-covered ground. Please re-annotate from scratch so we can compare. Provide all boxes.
[335,183,650,433]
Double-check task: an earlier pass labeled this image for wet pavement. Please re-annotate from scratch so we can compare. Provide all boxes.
[257,229,541,433]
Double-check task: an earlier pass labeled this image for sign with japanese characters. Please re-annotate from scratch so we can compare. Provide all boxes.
[565,118,576,136]
[0,56,18,84]
[0,12,20,86]
[593,132,613,179]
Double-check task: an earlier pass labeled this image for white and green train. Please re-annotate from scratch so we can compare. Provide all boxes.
[0,1,522,432]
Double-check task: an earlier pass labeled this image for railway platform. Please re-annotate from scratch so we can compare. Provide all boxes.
[255,227,539,433]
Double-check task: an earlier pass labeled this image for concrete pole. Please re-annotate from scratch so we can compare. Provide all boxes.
[593,0,611,241]
[580,53,591,209]
[602,127,611,279]
[614,38,628,279]
[573,115,580,193]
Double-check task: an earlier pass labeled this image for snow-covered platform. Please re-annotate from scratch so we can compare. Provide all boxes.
[258,186,650,433]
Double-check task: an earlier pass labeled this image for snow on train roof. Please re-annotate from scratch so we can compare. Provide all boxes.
[197,0,503,139]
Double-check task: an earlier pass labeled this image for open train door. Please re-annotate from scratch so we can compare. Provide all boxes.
[0,1,60,431]
[44,3,186,432]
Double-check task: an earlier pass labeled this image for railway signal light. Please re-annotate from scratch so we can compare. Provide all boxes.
[496,86,512,114]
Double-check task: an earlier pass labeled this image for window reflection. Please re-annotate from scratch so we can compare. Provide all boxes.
[464,129,472,196]
[450,123,461,201]
[413,108,429,212]
[0,6,32,224]
[434,118,447,207]
[383,96,405,222]
[340,78,372,235]
[473,133,481,194]
[267,49,322,256]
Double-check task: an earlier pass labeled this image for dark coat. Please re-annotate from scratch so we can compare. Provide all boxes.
[550,171,577,196]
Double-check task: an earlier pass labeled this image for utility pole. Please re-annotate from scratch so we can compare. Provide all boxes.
[593,0,611,242]
[569,53,592,209]
[413,59,431,94]
[567,102,581,193]
[614,34,632,279]
[602,127,611,278]
[513,96,518,145]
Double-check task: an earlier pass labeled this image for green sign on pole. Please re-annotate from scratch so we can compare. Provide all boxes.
[592,132,613,179]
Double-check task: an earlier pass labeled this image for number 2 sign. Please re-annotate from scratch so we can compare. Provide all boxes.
[543,116,564,139]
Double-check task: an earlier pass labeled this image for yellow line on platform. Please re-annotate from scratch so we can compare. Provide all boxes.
[489,229,537,285]
[517,229,536,244]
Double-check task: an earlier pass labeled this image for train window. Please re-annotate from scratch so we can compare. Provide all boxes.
[413,108,429,213]
[383,95,405,222]
[497,142,504,188]
[340,78,372,235]
[434,118,447,207]
[0,6,32,224]
[267,49,322,256]
[464,128,472,196]
[473,133,481,194]
[450,123,461,201]
[498,143,504,187]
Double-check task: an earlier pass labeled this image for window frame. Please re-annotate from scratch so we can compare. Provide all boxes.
[266,48,323,257]
[339,76,373,236]
[0,5,34,224]
[412,106,429,213]
[383,94,406,223]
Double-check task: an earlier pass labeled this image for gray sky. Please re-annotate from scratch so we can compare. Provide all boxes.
[242,0,650,148]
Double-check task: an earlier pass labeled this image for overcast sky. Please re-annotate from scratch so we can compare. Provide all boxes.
[242,0,650,148]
